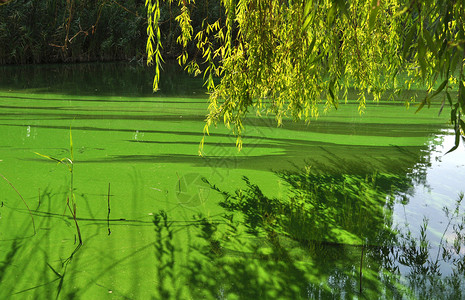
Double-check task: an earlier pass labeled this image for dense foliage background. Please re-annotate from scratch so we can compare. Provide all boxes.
[0,0,147,64]
[0,0,220,64]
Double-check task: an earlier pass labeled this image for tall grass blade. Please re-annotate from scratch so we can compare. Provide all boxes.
[34,152,61,164]
[69,127,74,162]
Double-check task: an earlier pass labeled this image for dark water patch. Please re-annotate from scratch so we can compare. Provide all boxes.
[246,118,447,137]
[0,62,207,97]
[0,123,440,150]
[0,123,312,144]
[0,105,66,110]
[127,139,287,149]
[4,204,216,230]
[0,112,206,122]
[244,112,448,136]
[70,146,425,176]
[0,94,207,104]
[0,107,447,139]
[0,123,208,137]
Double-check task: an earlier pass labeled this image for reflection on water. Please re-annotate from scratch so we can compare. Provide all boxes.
[198,140,465,298]
[0,62,463,298]
[394,132,465,286]
[396,131,465,238]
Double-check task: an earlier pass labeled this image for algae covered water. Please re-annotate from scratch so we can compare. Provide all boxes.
[0,62,464,299]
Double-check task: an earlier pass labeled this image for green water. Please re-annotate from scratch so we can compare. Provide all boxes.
[0,62,464,299]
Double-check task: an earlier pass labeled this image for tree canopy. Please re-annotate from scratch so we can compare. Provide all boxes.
[145,0,465,153]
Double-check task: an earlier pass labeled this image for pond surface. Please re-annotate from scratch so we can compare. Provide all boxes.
[0,62,464,299]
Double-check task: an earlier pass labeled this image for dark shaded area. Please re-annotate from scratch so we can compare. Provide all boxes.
[0,94,206,104]
[0,0,223,65]
[0,62,206,97]
[0,0,146,64]
[206,171,404,246]
[0,240,21,284]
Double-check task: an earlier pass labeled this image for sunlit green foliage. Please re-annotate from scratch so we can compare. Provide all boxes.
[146,0,465,152]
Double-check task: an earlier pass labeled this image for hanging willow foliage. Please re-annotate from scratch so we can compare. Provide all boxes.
[146,0,465,154]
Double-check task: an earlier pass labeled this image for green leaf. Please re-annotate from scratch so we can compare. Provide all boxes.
[445,128,461,154]
[328,78,338,108]
[368,0,380,30]
[403,26,416,59]
[423,29,436,56]
[447,91,453,107]
[329,87,335,101]
[438,38,448,58]
[461,83,465,112]
[336,0,349,18]
[327,4,337,26]
[450,51,460,74]
[431,79,447,99]
[415,99,426,113]
[451,104,458,124]
[34,152,61,163]
[438,97,445,116]
[417,38,427,78]
[303,14,312,31]
[308,35,316,52]
[70,128,74,162]
[303,1,311,18]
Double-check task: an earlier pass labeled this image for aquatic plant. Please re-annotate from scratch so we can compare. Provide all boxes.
[34,129,82,249]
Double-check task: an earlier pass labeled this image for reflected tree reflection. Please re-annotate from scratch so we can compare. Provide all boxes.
[179,167,465,299]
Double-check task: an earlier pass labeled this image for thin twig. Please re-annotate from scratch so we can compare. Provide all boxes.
[111,0,144,18]
[0,173,36,235]
[67,197,82,246]
[37,188,41,210]
[107,182,111,235]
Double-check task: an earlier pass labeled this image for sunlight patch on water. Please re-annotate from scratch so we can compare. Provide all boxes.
[394,131,465,276]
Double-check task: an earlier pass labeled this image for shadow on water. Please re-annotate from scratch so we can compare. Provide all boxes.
[144,164,465,299]
[0,185,146,299]
[0,122,439,178]
[1,153,464,298]
[0,240,21,295]
[0,182,81,299]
